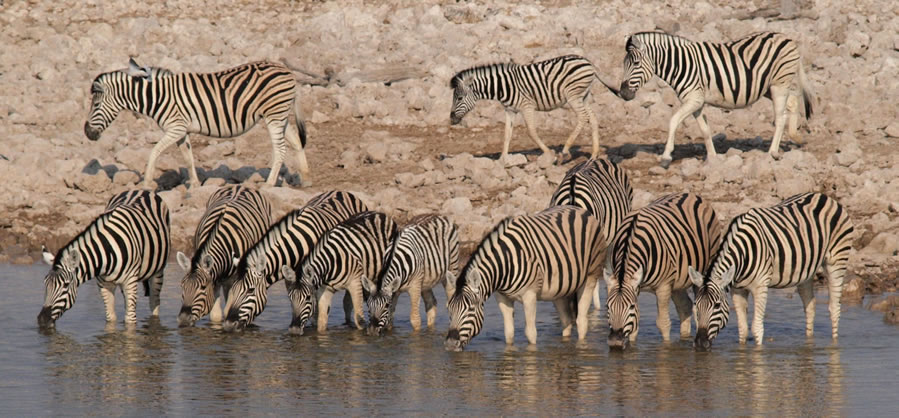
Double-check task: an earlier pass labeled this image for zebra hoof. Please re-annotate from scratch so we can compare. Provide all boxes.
[769,151,783,160]
[659,156,673,169]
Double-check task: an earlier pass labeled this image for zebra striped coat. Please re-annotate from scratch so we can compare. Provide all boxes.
[222,191,368,332]
[618,31,815,166]
[604,193,722,349]
[280,211,397,334]
[85,59,309,188]
[548,158,633,310]
[38,190,170,328]
[690,193,854,349]
[363,214,461,336]
[445,206,606,351]
[450,55,618,163]
[176,185,271,327]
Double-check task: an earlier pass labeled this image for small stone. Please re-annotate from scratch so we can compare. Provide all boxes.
[311,110,330,124]
[536,152,555,169]
[648,166,666,176]
[680,158,701,177]
[113,170,140,186]
[248,172,265,183]
[442,197,472,215]
[504,153,528,167]
[365,143,388,163]
[203,177,226,187]
[885,121,899,138]
[419,158,436,171]
[842,276,866,302]
[885,308,899,325]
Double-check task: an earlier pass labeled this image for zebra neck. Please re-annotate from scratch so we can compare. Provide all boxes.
[647,42,693,92]
[124,77,171,120]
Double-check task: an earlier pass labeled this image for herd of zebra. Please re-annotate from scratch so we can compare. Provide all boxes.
[36,30,844,351]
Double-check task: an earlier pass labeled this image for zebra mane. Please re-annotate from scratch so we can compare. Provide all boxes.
[450,62,516,89]
[703,213,750,286]
[53,209,114,270]
[611,214,639,285]
[237,206,306,277]
[455,216,514,291]
[192,214,223,267]
[628,31,693,49]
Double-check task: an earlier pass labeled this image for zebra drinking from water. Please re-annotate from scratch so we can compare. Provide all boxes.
[445,206,606,351]
[176,185,271,327]
[221,191,368,332]
[689,193,854,350]
[604,193,722,349]
[38,190,170,328]
[548,158,633,311]
[84,59,309,187]
[618,31,815,167]
[364,214,461,336]
[281,211,397,335]
[450,55,619,164]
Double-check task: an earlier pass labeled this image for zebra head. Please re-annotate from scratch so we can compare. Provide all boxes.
[604,263,642,350]
[222,254,268,332]
[619,36,653,101]
[449,73,477,125]
[84,58,151,141]
[282,264,319,335]
[38,248,82,329]
[445,268,487,352]
[176,251,215,328]
[690,265,734,351]
[363,241,404,336]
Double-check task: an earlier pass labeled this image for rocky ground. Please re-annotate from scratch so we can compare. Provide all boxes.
[1,1,897,318]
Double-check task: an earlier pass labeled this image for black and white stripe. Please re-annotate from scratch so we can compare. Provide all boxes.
[38,190,170,328]
[221,191,368,332]
[364,214,460,336]
[85,59,309,187]
[618,31,815,166]
[690,192,854,349]
[450,55,618,163]
[175,185,271,327]
[604,193,722,349]
[445,205,606,351]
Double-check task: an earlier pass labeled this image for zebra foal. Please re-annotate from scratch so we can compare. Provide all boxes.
[618,31,815,167]
[176,185,271,327]
[604,193,722,349]
[690,193,854,349]
[445,206,606,351]
[38,190,170,328]
[85,58,309,187]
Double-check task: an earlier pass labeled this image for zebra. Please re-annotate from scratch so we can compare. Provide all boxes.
[363,214,461,336]
[618,31,816,167]
[221,190,368,332]
[548,158,633,311]
[280,211,397,335]
[445,205,606,351]
[175,185,271,327]
[449,55,619,164]
[604,192,722,349]
[689,192,854,350]
[38,190,170,328]
[84,58,309,188]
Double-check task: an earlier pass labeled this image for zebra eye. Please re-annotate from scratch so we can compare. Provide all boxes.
[714,302,722,309]
[630,304,636,310]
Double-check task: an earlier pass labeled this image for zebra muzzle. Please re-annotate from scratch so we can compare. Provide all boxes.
[618,84,635,101]
[608,329,629,350]
[445,329,464,351]
[288,316,306,335]
[37,307,56,329]
[177,307,196,328]
[694,329,713,351]
[83,122,101,141]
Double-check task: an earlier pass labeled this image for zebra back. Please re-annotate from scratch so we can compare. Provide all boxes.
[548,158,633,243]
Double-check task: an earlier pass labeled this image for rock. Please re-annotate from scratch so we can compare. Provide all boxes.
[248,172,265,183]
[203,177,227,187]
[835,141,862,167]
[886,308,899,325]
[863,232,899,256]
[504,153,528,167]
[442,197,472,215]
[680,158,701,177]
[885,121,899,138]
[648,166,666,176]
[74,172,112,194]
[311,110,330,124]
[536,152,555,169]
[364,142,388,163]
[841,276,866,302]
[395,172,426,188]
[869,295,899,313]
[113,170,140,186]
[158,190,183,211]
[340,150,361,169]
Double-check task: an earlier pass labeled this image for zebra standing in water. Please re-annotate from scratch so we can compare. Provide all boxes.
[281,211,397,334]
[690,193,854,350]
[176,185,271,327]
[604,193,722,349]
[450,55,619,164]
[548,158,633,310]
[222,191,368,332]
[618,32,816,167]
[364,214,460,336]
[38,190,170,328]
[445,206,606,351]
[84,58,310,187]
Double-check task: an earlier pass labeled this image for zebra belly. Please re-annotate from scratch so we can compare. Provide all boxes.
[189,116,259,139]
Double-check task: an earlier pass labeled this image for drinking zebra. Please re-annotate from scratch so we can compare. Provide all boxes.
[445,206,606,351]
[222,191,368,332]
[548,158,633,310]
[604,193,722,349]
[618,31,815,167]
[176,185,272,327]
[690,193,854,349]
[38,190,170,328]
[450,55,619,164]
[280,211,397,335]
[84,58,309,187]
[364,214,460,336]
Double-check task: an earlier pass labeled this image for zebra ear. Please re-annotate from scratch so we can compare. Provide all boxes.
[176,252,191,271]
[627,266,644,286]
[232,252,240,269]
[444,271,457,301]
[61,250,80,271]
[251,256,266,274]
[719,264,736,287]
[688,266,704,287]
[200,254,215,271]
[127,57,149,78]
[42,245,55,265]
[280,265,296,284]
[361,276,375,295]
[627,36,644,51]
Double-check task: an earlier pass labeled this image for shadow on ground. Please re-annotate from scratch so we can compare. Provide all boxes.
[81,160,302,191]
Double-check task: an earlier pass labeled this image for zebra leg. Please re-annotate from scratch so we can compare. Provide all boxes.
[824,260,846,340]
[264,118,289,186]
[144,129,188,188]
[495,293,516,345]
[751,286,770,345]
[422,288,438,328]
[575,282,594,340]
[501,110,515,164]
[521,106,553,157]
[148,272,163,317]
[317,289,335,332]
[408,282,423,331]
[785,93,801,143]
[348,280,366,330]
[768,85,789,160]
[176,135,201,188]
[98,281,117,323]
[672,289,694,339]
[522,290,539,345]
[692,106,718,160]
[662,95,703,168]
[654,285,673,341]
[342,291,355,327]
[557,99,589,164]
[552,298,574,338]
[209,284,224,323]
[588,101,600,158]
[122,278,140,325]
[797,279,816,338]
[283,115,311,181]
[388,293,400,330]
[592,283,601,313]
[733,288,750,344]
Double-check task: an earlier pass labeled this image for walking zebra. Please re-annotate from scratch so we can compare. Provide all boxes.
[176,185,271,327]
[548,158,633,310]
[445,206,606,351]
[618,31,816,167]
[604,193,722,349]
[221,191,368,332]
[364,214,460,336]
[280,211,397,334]
[84,58,309,187]
[690,193,854,349]
[450,55,619,164]
[38,190,170,328]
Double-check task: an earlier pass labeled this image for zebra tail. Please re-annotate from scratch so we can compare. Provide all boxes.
[798,62,815,119]
[294,93,308,148]
[594,72,621,96]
